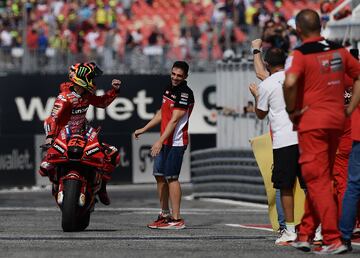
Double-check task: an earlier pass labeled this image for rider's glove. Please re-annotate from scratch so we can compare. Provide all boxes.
[45,137,54,145]
[111,79,121,92]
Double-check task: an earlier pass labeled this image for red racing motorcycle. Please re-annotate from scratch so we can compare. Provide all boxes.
[41,126,118,232]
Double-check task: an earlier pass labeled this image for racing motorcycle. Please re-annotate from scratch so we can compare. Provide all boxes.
[41,126,118,232]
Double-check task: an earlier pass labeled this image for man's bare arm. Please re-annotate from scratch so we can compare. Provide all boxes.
[134,110,162,139]
[150,109,186,156]
[252,39,269,81]
[249,82,268,119]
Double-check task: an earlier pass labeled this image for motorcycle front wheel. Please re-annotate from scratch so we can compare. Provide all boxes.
[77,211,90,231]
[61,179,81,232]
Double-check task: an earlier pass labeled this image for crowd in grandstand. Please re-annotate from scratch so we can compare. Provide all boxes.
[0,0,341,73]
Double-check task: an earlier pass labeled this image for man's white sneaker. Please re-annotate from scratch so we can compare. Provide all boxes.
[313,226,323,245]
[275,229,297,246]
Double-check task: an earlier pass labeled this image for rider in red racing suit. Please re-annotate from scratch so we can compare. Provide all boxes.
[39,62,121,205]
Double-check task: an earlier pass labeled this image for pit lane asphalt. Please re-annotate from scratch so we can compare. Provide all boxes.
[0,184,358,258]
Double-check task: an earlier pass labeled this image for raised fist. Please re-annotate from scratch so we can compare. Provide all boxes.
[251,39,262,50]
[112,79,121,91]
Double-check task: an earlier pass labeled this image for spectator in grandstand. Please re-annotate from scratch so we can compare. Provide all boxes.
[249,47,305,246]
[235,0,247,33]
[134,61,194,230]
[85,27,100,63]
[122,0,133,19]
[124,29,135,71]
[261,17,290,53]
[0,26,12,66]
[283,9,360,254]
[37,29,48,66]
[178,30,193,61]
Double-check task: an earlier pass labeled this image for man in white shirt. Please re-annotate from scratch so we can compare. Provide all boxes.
[249,47,306,245]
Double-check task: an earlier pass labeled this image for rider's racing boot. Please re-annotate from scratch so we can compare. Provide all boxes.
[98,181,110,205]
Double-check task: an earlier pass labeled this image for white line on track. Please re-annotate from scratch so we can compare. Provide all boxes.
[0,235,270,241]
[226,224,274,232]
[197,197,267,209]
[0,207,267,213]
[225,224,360,247]
[0,184,159,193]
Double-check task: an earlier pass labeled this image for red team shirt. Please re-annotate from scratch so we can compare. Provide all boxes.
[160,81,194,146]
[286,36,360,133]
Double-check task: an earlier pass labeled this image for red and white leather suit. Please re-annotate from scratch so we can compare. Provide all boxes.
[44,82,117,137]
[41,82,120,181]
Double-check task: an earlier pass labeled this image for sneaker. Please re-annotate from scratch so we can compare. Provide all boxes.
[291,241,311,252]
[156,218,186,230]
[353,226,360,236]
[275,229,297,246]
[313,241,347,255]
[147,214,169,229]
[313,231,323,246]
[343,239,352,252]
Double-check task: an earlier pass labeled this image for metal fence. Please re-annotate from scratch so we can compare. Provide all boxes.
[191,148,266,203]
[0,46,219,75]
[216,60,268,149]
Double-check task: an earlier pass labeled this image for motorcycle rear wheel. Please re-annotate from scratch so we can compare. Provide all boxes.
[61,179,81,232]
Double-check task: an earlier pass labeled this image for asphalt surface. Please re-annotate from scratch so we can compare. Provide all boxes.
[0,184,358,258]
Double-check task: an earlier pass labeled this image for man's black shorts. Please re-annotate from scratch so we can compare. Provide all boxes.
[271,144,306,189]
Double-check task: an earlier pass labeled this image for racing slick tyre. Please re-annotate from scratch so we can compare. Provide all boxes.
[61,179,81,232]
[77,211,90,231]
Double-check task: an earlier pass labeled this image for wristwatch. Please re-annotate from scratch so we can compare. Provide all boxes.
[252,49,261,55]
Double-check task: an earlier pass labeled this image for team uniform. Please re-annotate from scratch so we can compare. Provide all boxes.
[40,82,120,181]
[286,36,360,246]
[44,82,118,137]
[333,83,353,219]
[153,81,194,180]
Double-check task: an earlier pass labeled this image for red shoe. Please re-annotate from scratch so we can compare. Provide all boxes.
[156,217,186,230]
[147,214,169,229]
[313,240,347,255]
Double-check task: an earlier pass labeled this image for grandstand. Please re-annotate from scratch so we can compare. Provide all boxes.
[0,0,326,74]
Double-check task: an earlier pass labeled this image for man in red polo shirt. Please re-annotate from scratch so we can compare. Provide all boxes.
[283,9,360,254]
[134,61,194,230]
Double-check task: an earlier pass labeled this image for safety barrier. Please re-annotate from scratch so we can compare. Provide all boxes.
[216,60,267,149]
[191,148,267,204]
